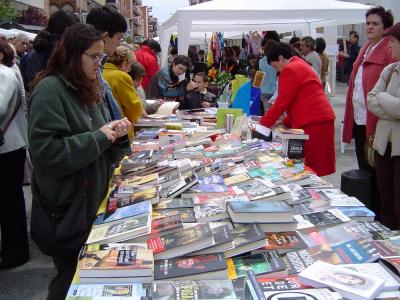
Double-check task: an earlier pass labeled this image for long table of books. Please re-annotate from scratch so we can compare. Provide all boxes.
[67,109,400,300]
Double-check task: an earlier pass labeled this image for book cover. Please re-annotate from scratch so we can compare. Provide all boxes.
[194,200,229,223]
[149,215,183,236]
[197,174,225,185]
[66,283,149,299]
[283,244,342,274]
[153,254,227,280]
[371,240,400,257]
[257,231,307,252]
[161,173,198,198]
[112,173,158,186]
[224,173,251,186]
[151,280,237,299]
[107,186,158,212]
[148,224,213,254]
[294,209,351,230]
[154,198,194,209]
[254,274,310,291]
[152,208,196,223]
[359,221,393,240]
[259,289,342,300]
[227,200,294,223]
[337,206,375,221]
[189,183,228,193]
[86,214,151,244]
[227,251,286,279]
[231,224,264,248]
[342,263,400,291]
[299,261,385,300]
[78,244,154,278]
[102,200,151,224]
[332,239,380,264]
[194,225,234,254]
[228,200,293,214]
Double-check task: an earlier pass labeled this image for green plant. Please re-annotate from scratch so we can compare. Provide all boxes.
[0,0,17,23]
[215,71,232,89]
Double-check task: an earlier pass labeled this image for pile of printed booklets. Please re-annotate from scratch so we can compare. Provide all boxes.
[67,109,400,300]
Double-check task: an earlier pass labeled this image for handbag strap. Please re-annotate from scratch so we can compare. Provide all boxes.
[1,92,22,134]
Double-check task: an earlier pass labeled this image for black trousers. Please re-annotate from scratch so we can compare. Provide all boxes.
[352,123,380,218]
[47,254,78,300]
[0,148,29,264]
[375,145,400,230]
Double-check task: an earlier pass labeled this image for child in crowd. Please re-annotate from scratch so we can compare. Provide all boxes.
[129,62,162,115]
[184,72,216,110]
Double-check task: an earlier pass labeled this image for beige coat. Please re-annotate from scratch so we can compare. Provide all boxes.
[367,62,400,156]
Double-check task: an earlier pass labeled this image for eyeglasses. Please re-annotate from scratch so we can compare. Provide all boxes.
[83,52,107,64]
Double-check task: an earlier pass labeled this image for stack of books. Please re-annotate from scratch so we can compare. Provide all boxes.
[66,113,400,300]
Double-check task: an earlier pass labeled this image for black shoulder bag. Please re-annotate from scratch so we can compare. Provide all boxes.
[30,169,92,258]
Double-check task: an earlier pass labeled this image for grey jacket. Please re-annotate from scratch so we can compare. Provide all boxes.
[367,62,400,157]
[0,65,27,154]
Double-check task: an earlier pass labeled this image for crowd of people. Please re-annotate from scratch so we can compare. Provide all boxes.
[0,4,399,300]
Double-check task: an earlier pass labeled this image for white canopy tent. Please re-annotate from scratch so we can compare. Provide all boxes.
[159,0,372,66]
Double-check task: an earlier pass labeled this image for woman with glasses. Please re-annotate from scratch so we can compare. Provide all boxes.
[103,45,144,138]
[28,23,131,300]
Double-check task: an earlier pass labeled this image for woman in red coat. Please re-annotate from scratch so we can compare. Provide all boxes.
[260,42,335,176]
[342,6,394,170]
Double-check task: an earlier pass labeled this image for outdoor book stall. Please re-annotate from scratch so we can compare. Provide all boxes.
[66,108,400,300]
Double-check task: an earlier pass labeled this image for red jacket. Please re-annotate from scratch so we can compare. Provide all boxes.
[342,36,394,142]
[135,45,159,89]
[260,56,335,129]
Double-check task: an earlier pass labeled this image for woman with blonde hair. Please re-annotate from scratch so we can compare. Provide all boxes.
[103,45,143,136]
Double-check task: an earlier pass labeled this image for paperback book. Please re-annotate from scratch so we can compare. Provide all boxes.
[299,260,385,300]
[148,224,214,260]
[154,253,228,281]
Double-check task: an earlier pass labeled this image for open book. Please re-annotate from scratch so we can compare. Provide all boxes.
[148,101,180,118]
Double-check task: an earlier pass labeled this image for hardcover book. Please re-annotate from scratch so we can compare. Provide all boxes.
[227,200,294,223]
[153,254,227,281]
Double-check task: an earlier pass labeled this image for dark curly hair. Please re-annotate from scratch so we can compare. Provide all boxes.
[31,24,103,106]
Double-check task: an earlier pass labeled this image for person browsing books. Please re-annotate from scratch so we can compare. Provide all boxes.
[259,42,336,176]
[103,46,144,138]
[28,24,131,300]
[367,22,400,230]
[156,55,191,101]
[183,72,216,110]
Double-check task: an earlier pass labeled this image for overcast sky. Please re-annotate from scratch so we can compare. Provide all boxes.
[142,0,188,24]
